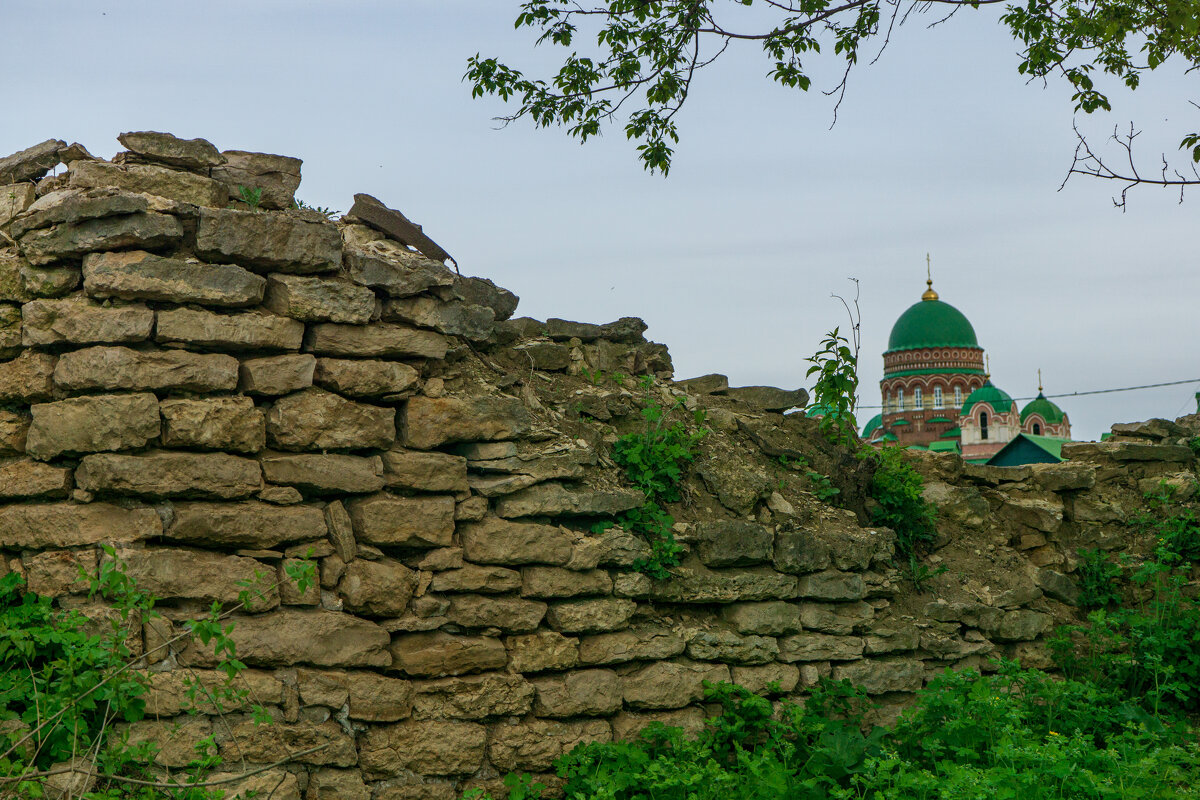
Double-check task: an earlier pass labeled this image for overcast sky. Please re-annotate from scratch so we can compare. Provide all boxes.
[5,1,1198,441]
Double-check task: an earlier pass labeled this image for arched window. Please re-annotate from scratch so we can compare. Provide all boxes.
[914,387,923,409]
[933,386,944,408]
[954,386,963,407]
[1033,422,1041,435]
[980,411,989,440]
[897,388,904,410]
[886,391,892,411]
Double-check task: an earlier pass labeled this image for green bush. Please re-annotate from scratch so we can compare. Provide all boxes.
[864,445,937,560]
[1076,548,1124,609]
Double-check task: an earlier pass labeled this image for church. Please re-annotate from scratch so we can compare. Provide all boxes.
[858,275,1071,464]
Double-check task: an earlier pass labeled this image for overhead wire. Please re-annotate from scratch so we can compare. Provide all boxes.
[853,377,1200,410]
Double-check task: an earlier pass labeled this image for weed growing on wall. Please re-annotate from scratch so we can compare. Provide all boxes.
[805,328,859,445]
[864,445,937,561]
[0,549,316,798]
[1075,548,1124,609]
[609,377,708,578]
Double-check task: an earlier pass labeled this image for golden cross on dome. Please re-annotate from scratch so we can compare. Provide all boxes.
[985,355,991,380]
[921,253,939,301]
[1038,368,1043,393]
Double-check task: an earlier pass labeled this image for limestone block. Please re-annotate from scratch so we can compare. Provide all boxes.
[305,322,448,359]
[183,609,390,668]
[260,453,384,494]
[70,159,227,206]
[505,632,580,673]
[721,601,802,636]
[388,632,507,677]
[266,388,395,450]
[8,187,152,238]
[531,669,622,717]
[577,626,687,665]
[381,448,468,492]
[831,658,924,694]
[119,547,278,611]
[0,458,71,499]
[645,563,798,604]
[521,567,613,598]
[0,139,66,184]
[452,275,518,321]
[156,307,304,351]
[430,565,522,594]
[1,183,37,227]
[343,235,455,297]
[0,502,161,548]
[686,630,779,664]
[922,482,991,529]
[143,669,284,717]
[447,595,547,633]
[862,626,921,655]
[777,633,864,662]
[731,663,800,695]
[54,346,238,393]
[0,351,56,402]
[305,769,369,800]
[488,718,610,772]
[117,131,224,169]
[512,341,570,371]
[693,520,774,567]
[382,295,495,341]
[218,718,357,766]
[23,548,96,595]
[76,450,261,499]
[401,395,530,449]
[20,212,182,265]
[798,600,875,635]
[312,359,419,402]
[795,570,866,601]
[166,501,326,548]
[621,661,731,710]
[359,720,487,778]
[495,482,643,519]
[23,393,158,461]
[21,297,153,346]
[121,717,212,768]
[0,304,18,357]
[208,770,301,800]
[159,396,264,453]
[263,273,375,323]
[987,609,1052,642]
[411,672,535,719]
[545,598,636,634]
[196,208,342,273]
[208,150,301,210]
[238,353,315,395]
[347,493,455,548]
[773,518,892,574]
[338,558,417,617]
[612,708,706,741]
[0,409,30,455]
[83,250,266,307]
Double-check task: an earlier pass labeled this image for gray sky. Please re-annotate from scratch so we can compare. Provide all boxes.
[5,1,1198,441]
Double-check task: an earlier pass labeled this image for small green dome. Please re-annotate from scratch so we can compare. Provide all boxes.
[962,381,1014,415]
[1020,393,1065,424]
[861,413,882,438]
[886,297,978,353]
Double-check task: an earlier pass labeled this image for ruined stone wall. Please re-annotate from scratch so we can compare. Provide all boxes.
[1,133,1195,800]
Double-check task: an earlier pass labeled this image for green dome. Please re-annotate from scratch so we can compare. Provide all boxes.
[861,413,883,438]
[962,381,1014,415]
[1020,393,1065,424]
[886,298,978,353]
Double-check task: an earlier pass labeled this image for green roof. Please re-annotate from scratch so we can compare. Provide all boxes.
[881,432,898,442]
[987,433,1067,466]
[890,419,911,426]
[927,416,952,424]
[886,296,979,353]
[906,445,927,451]
[861,413,883,438]
[941,427,961,438]
[963,381,1014,415]
[1020,393,1065,424]
[929,440,960,453]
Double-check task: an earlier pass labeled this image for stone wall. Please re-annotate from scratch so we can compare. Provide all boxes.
[2,133,1195,800]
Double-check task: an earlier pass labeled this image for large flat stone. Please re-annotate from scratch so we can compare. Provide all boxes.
[531,669,621,717]
[495,482,643,519]
[545,599,636,634]
[349,194,453,264]
[359,720,486,778]
[70,159,227,206]
[459,516,575,566]
[117,131,225,169]
[339,558,417,617]
[211,150,302,210]
[0,459,73,500]
[54,346,238,392]
[488,719,611,773]
[0,502,161,548]
[265,388,395,451]
[388,632,507,678]
[347,494,455,548]
[195,208,342,273]
[0,139,65,183]
[83,250,266,307]
[118,547,278,611]
[577,626,686,665]
[1,183,37,228]
[75,450,262,499]
[622,662,731,710]
[19,212,183,265]
[643,563,799,604]
[261,453,384,494]
[159,396,265,453]
[184,609,390,668]
[313,358,419,398]
[412,672,534,720]
[26,393,160,459]
[402,396,530,449]
[156,307,304,351]
[166,501,327,547]
[446,595,547,633]
[381,449,468,492]
[343,236,456,297]
[0,409,30,455]
[693,521,774,567]
[381,296,494,341]
[263,274,375,324]
[238,353,315,395]
[21,297,153,346]
[0,351,56,403]
[305,322,448,359]
[7,187,153,239]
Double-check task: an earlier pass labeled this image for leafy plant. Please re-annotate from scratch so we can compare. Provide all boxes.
[233,184,263,211]
[804,469,841,504]
[908,556,948,593]
[864,444,937,561]
[610,379,708,578]
[805,327,859,445]
[293,198,341,219]
[1075,547,1123,609]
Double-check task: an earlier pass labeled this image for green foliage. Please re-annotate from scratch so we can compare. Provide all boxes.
[1076,547,1124,609]
[232,184,263,211]
[610,379,708,578]
[471,664,1200,800]
[864,445,937,561]
[805,328,858,445]
[804,469,840,504]
[468,1,1200,177]
[907,556,948,594]
[292,198,341,219]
